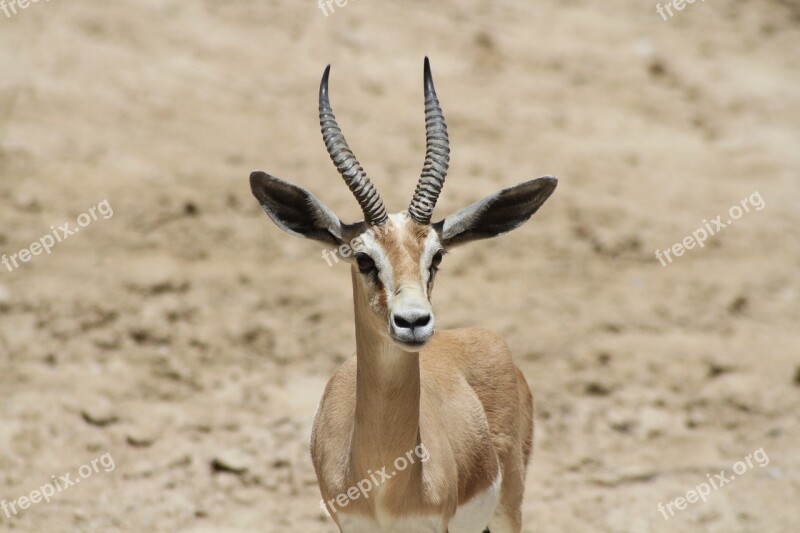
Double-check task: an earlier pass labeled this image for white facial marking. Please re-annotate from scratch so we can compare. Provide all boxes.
[353,213,436,347]
[419,229,442,296]
[355,213,413,309]
[355,223,394,293]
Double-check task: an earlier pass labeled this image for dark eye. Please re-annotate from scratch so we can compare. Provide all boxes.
[430,250,444,273]
[355,253,377,275]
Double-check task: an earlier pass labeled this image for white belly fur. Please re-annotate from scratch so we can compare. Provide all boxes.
[448,468,502,533]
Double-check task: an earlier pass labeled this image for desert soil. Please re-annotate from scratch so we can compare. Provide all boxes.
[0,0,798,531]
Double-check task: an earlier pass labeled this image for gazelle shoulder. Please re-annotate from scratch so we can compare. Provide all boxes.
[312,357,357,444]
[422,328,521,412]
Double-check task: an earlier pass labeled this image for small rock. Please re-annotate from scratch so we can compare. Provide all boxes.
[606,409,636,434]
[585,382,612,396]
[126,426,159,448]
[686,410,706,429]
[728,295,748,315]
[272,457,291,469]
[81,403,119,427]
[211,451,249,475]
[707,362,733,379]
[638,407,672,438]
[648,59,667,77]
[168,455,192,469]
[766,427,782,438]
[121,255,189,295]
[126,460,156,479]
[12,193,41,212]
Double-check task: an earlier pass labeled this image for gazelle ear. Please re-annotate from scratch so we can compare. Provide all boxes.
[250,171,346,247]
[434,176,557,248]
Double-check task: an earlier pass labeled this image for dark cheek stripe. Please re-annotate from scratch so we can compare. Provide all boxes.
[373,278,389,315]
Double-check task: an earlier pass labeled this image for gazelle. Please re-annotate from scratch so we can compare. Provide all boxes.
[250,58,557,533]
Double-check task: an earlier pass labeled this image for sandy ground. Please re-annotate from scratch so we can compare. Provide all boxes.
[0,0,799,531]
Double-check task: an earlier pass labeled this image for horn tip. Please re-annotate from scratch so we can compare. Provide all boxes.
[423,57,434,93]
[320,64,331,100]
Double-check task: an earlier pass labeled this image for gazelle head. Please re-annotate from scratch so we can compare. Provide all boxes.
[251,58,557,351]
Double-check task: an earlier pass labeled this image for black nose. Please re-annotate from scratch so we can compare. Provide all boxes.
[392,313,431,330]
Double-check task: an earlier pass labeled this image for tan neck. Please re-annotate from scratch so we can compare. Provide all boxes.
[350,268,421,476]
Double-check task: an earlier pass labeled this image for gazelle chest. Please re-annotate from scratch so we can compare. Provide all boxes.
[334,468,501,533]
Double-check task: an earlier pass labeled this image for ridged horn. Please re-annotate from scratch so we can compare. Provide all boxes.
[319,65,388,226]
[408,57,450,225]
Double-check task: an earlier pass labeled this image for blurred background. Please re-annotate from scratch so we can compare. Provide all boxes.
[0,0,798,531]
